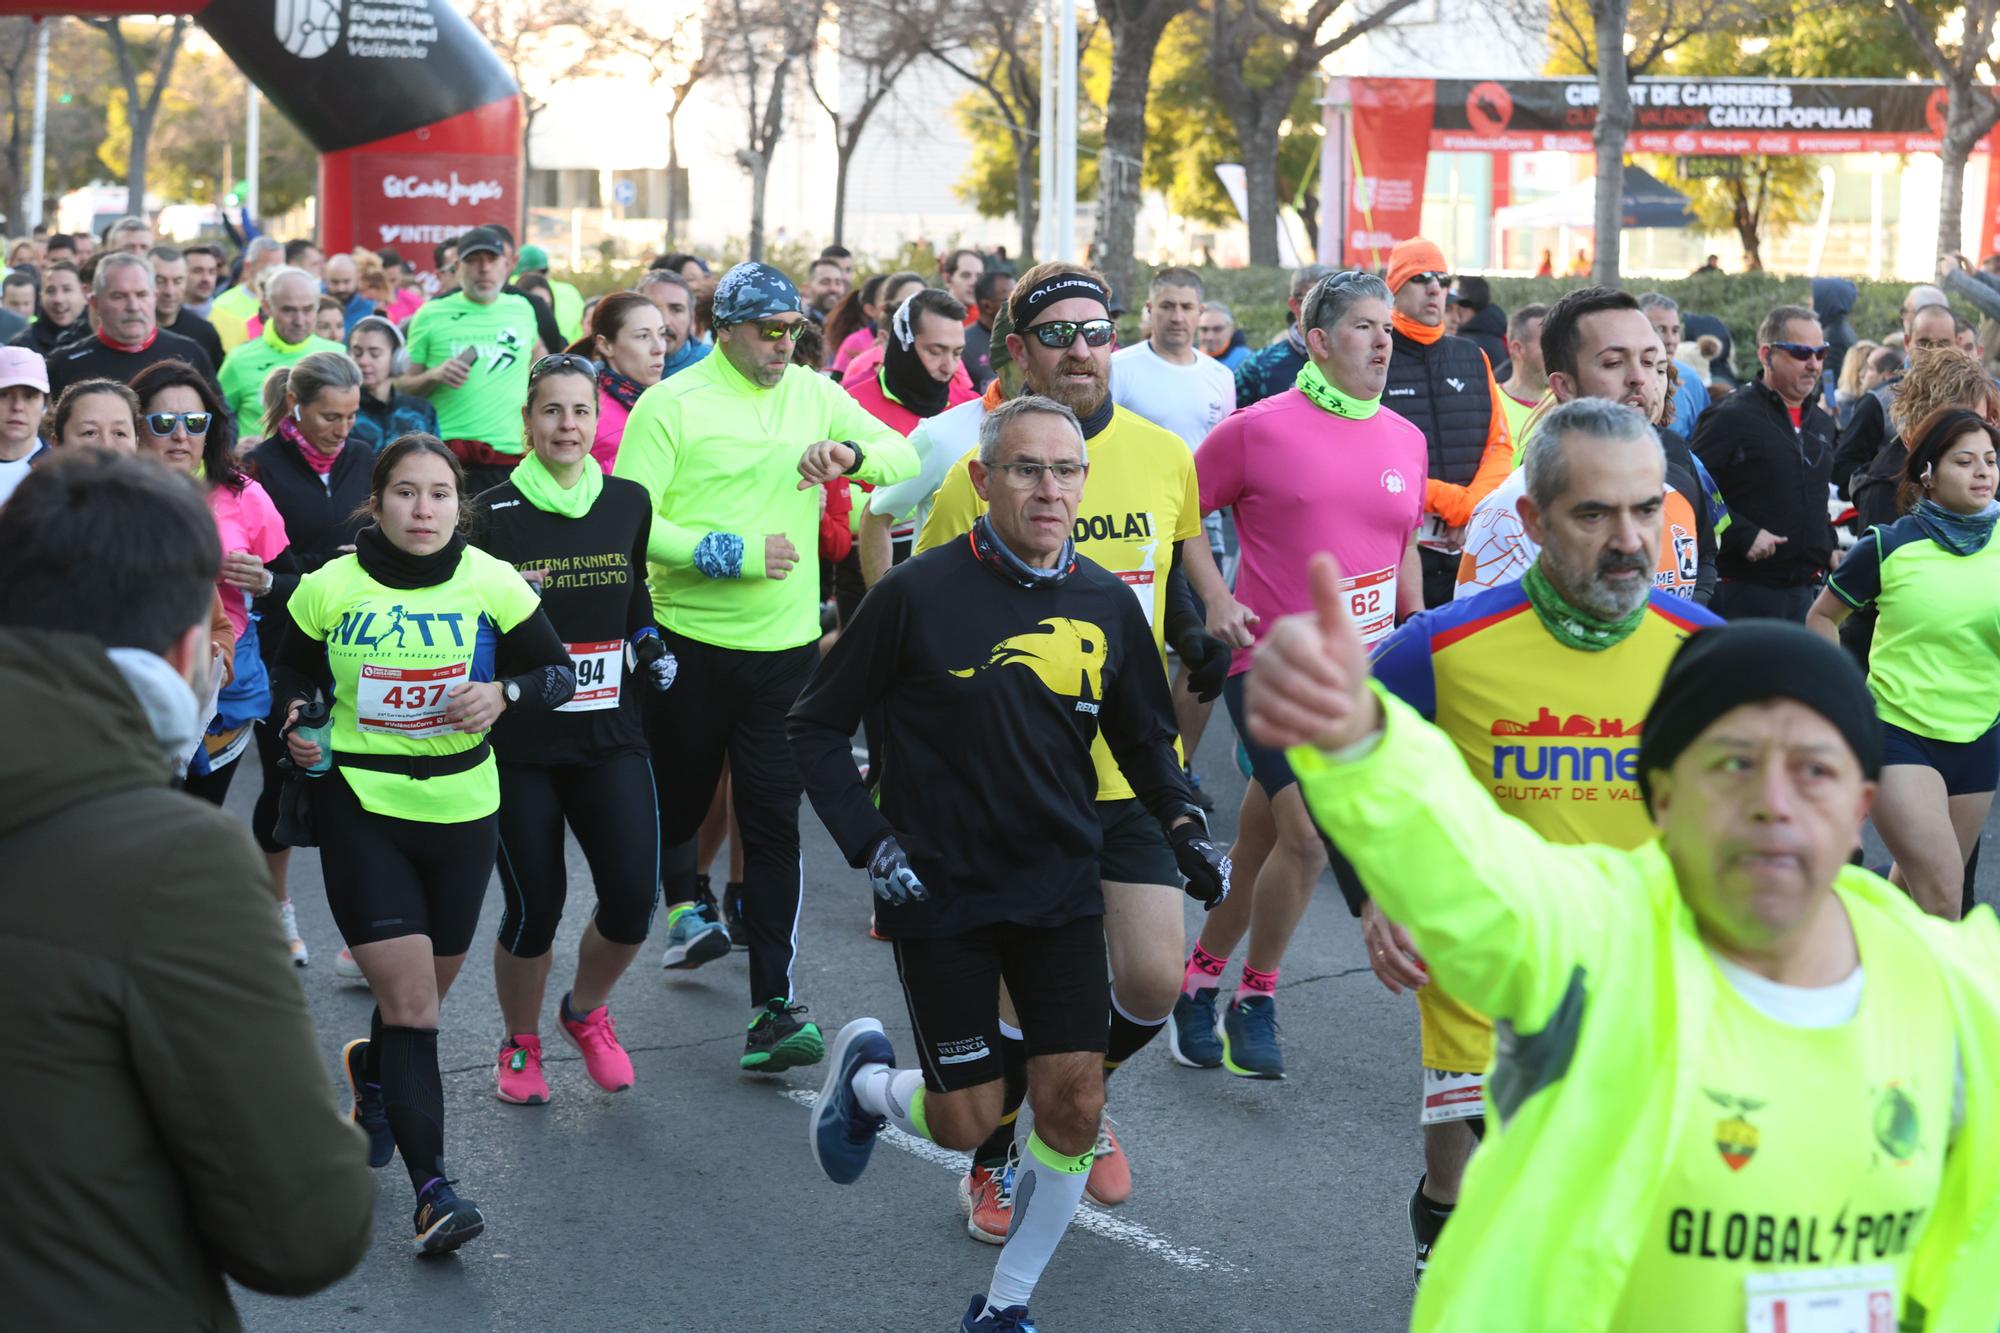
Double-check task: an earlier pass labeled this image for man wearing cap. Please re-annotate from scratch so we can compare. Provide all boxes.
[512,243,584,344]
[1382,238,1514,608]
[216,266,345,431]
[613,260,916,1073]
[0,346,50,505]
[400,226,544,496]
[1248,562,2000,1328]
[1233,263,1333,409]
[45,254,218,405]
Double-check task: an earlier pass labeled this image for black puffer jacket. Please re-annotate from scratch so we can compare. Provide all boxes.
[1689,379,1837,587]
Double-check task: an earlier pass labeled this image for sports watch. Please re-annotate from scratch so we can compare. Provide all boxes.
[841,440,865,475]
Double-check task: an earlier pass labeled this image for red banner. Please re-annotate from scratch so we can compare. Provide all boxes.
[1345,78,1436,269]
[318,97,522,277]
[1981,127,2000,261]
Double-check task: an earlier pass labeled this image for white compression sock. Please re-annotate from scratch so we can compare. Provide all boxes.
[852,1063,930,1141]
[986,1130,1093,1311]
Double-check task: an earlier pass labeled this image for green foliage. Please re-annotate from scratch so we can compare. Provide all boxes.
[949,33,1105,219]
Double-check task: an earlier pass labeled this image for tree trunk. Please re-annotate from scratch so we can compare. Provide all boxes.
[1093,5,1180,295]
[1242,115,1283,268]
[748,154,770,260]
[664,113,682,249]
[832,139,852,246]
[126,113,150,217]
[1939,83,1979,259]
[1014,130,1038,261]
[1589,0,1631,288]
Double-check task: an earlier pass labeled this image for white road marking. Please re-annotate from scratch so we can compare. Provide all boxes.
[780,1089,1238,1273]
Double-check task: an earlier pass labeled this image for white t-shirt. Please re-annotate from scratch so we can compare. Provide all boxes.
[1453,470,1535,599]
[1110,341,1237,451]
[0,445,44,509]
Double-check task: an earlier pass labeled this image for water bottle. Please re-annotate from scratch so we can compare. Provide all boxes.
[290,697,333,776]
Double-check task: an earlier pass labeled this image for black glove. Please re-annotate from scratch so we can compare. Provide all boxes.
[1175,626,1231,703]
[866,834,929,905]
[632,629,678,692]
[1170,816,1231,911]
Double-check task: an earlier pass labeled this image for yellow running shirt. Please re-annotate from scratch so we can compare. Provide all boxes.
[916,405,1201,802]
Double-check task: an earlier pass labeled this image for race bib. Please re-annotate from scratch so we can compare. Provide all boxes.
[356,661,470,738]
[1418,514,1466,553]
[559,640,624,713]
[1420,1067,1485,1125]
[1340,565,1398,646]
[1746,1266,1897,1333]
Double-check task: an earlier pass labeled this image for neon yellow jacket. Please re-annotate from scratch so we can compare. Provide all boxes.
[1291,687,2000,1331]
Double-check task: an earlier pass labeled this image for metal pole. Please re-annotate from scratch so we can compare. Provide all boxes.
[1056,0,1077,260]
[246,82,260,222]
[1038,0,1055,260]
[25,19,47,229]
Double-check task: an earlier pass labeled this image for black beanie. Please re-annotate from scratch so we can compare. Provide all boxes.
[1637,622,1882,810]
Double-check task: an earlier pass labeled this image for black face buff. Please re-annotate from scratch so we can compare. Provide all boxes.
[1017,271,1109,318]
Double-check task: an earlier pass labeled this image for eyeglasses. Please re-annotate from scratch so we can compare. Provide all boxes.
[1769,342,1831,363]
[993,461,1089,491]
[753,320,806,342]
[145,411,211,437]
[529,352,597,382]
[1023,318,1116,350]
[1408,271,1452,288]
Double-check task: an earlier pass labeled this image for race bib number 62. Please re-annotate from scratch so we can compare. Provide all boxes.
[357,662,470,738]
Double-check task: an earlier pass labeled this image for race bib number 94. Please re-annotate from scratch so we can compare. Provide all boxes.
[357,662,469,738]
[558,640,624,713]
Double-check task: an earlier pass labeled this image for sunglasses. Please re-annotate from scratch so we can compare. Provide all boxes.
[753,320,806,343]
[1408,271,1452,288]
[529,352,597,382]
[1769,342,1831,362]
[1024,318,1117,350]
[145,411,211,437]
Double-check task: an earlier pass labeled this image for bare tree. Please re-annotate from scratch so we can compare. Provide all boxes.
[1207,0,1418,268]
[806,0,942,246]
[464,0,619,223]
[1094,0,1193,297]
[606,8,718,250]
[716,0,824,261]
[86,14,188,218]
[1889,0,2000,257]
[0,19,38,232]
[929,4,1058,261]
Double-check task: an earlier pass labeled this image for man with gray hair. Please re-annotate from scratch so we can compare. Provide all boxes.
[792,392,1225,1333]
[1353,395,1720,1282]
[1198,301,1250,371]
[45,252,218,402]
[216,264,345,428]
[104,214,154,256]
[1233,261,1334,407]
[1636,292,1710,433]
[211,235,285,354]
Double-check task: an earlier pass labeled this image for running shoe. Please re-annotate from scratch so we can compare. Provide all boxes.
[558,994,635,1092]
[412,1175,484,1256]
[279,898,308,967]
[1410,1175,1451,1285]
[341,1038,395,1169]
[659,901,731,970]
[1084,1114,1131,1207]
[723,881,749,951]
[810,1017,893,1183]
[961,1295,1038,1332]
[1220,993,1284,1079]
[1167,987,1224,1068]
[495,1033,550,1105]
[1185,767,1216,815]
[333,948,368,986]
[867,911,888,942]
[959,1144,1017,1244]
[743,999,824,1072]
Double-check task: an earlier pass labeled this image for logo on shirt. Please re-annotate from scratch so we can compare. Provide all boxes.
[1491,708,1639,738]
[1873,1083,1920,1163]
[1380,469,1406,494]
[1706,1088,1766,1172]
[332,605,468,650]
[1446,377,1466,392]
[951,617,1106,702]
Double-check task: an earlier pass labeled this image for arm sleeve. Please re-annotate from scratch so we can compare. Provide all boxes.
[494,607,576,711]
[1423,368,1515,529]
[1289,686,1634,1030]
[128,822,373,1292]
[611,390,708,568]
[868,419,943,521]
[1195,415,1245,515]
[1943,266,2000,322]
[1098,590,1198,831]
[1453,492,1531,598]
[1688,452,1732,545]
[914,455,981,554]
[1162,542,1205,648]
[1826,528,1884,609]
[787,577,904,866]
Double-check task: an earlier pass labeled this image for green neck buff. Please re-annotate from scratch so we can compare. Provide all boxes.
[1295,361,1381,420]
[511,448,602,519]
[1520,558,1647,652]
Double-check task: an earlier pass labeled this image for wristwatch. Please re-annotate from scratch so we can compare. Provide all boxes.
[841,440,865,476]
[502,680,521,707]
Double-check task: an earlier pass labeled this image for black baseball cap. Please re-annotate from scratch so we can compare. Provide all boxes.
[455,226,507,260]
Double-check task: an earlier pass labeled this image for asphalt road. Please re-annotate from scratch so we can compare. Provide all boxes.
[229,721,2000,1333]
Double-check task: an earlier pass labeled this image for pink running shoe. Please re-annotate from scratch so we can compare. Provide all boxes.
[495,1033,550,1105]
[559,994,635,1092]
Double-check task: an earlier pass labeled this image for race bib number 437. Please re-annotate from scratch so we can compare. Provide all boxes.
[357,662,469,738]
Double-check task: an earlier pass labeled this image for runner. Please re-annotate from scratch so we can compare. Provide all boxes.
[1246,580,2000,1330]
[1171,270,1426,1080]
[1198,302,1253,372]
[578,290,667,471]
[210,236,283,353]
[840,272,951,394]
[918,261,1236,1218]
[469,354,673,1103]
[631,269,709,381]
[346,315,440,454]
[7,258,85,356]
[44,254,218,400]
[794,395,1228,1333]
[1809,407,2000,921]
[1636,293,1711,435]
[400,226,543,496]
[182,242,223,320]
[271,434,574,1254]
[964,270,1015,391]
[1496,303,1547,454]
[0,346,49,507]
[147,244,225,371]
[1233,264,1331,408]
[217,266,346,430]
[612,261,914,1070]
[49,378,139,452]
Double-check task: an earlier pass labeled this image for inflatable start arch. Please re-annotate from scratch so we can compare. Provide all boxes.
[7,1,522,273]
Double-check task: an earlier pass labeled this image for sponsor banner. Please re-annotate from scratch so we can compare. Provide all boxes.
[1345,78,1435,269]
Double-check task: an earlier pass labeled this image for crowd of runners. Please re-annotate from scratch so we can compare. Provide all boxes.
[3,213,2000,1333]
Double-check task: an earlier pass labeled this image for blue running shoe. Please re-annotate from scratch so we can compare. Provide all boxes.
[811,1018,895,1184]
[341,1038,395,1168]
[1220,993,1284,1079]
[1167,987,1224,1069]
[659,901,731,970]
[961,1294,1038,1331]
[412,1175,484,1256]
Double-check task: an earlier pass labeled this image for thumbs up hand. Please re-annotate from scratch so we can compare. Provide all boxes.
[1244,552,1381,754]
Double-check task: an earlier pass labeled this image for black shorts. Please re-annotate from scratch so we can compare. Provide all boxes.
[315,772,498,955]
[1223,671,1296,796]
[892,915,1108,1093]
[1097,797,1178,885]
[1882,719,2000,796]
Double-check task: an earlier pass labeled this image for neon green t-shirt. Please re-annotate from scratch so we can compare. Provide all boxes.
[218,327,346,431]
[1612,950,1953,1329]
[405,291,540,453]
[286,545,541,823]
